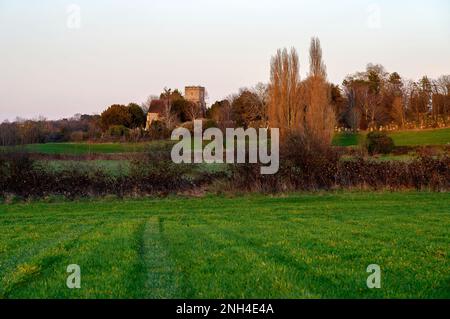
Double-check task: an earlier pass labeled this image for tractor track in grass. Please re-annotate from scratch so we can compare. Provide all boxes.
[155,214,318,298]
[140,217,179,298]
[192,216,319,298]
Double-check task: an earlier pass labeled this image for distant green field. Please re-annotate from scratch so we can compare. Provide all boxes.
[3,139,202,155]
[389,128,450,146]
[332,132,363,147]
[1,128,449,156]
[333,128,450,147]
[0,192,448,298]
[19,142,157,155]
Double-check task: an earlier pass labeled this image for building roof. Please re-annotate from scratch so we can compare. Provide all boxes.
[148,99,166,114]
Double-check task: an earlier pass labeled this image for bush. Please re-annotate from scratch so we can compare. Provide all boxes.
[366,132,395,155]
[229,132,449,193]
[416,146,440,158]
[107,125,130,137]
[1,145,449,199]
[230,154,450,193]
[129,144,192,193]
[231,133,339,192]
[148,121,171,140]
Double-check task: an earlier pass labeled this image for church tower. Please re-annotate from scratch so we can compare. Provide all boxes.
[185,86,206,117]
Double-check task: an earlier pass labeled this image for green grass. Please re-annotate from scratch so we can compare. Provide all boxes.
[0,192,449,299]
[332,132,363,147]
[389,128,450,146]
[339,154,415,162]
[3,139,215,155]
[25,142,148,154]
[2,128,448,155]
[6,141,173,155]
[333,128,450,147]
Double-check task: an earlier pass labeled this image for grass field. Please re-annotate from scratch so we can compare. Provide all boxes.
[3,139,207,155]
[0,192,448,299]
[389,128,450,146]
[332,132,364,147]
[2,128,449,155]
[333,127,450,147]
[19,142,155,155]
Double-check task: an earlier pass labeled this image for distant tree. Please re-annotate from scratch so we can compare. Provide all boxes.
[268,47,303,137]
[406,81,422,124]
[207,100,224,121]
[268,38,335,147]
[330,84,347,126]
[231,89,265,128]
[342,64,393,130]
[405,77,432,126]
[433,75,450,124]
[158,88,185,126]
[252,82,269,126]
[171,98,191,122]
[160,88,183,102]
[0,121,20,146]
[127,103,146,128]
[419,76,432,120]
[366,64,387,95]
[389,72,402,86]
[386,72,405,127]
[301,37,335,148]
[100,104,131,131]
[392,95,405,127]
[185,101,202,121]
[157,89,177,129]
[207,99,233,130]
[80,114,100,122]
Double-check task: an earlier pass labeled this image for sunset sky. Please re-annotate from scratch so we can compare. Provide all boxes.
[0,0,449,121]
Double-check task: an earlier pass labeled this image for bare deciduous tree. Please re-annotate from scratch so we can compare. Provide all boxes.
[268,48,303,137]
[160,88,178,130]
[391,95,405,128]
[432,75,450,125]
[268,39,335,148]
[302,37,335,148]
[185,101,202,121]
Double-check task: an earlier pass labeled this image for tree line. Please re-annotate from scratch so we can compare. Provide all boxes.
[1,37,449,146]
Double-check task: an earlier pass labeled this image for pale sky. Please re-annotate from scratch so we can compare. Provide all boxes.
[0,0,449,121]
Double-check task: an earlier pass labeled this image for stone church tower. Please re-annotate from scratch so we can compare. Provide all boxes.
[185,86,206,117]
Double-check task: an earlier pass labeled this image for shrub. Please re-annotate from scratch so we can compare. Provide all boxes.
[129,144,191,193]
[107,125,130,137]
[229,132,449,193]
[366,132,395,155]
[231,133,339,192]
[416,146,440,158]
[1,147,449,199]
[230,154,450,193]
[148,121,171,140]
